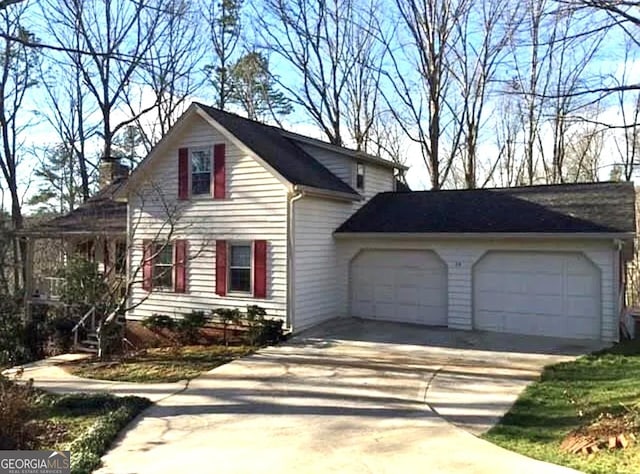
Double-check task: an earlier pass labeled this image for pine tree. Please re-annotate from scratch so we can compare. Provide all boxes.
[229,51,292,121]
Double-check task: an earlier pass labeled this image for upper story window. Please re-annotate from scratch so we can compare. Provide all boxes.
[356,162,365,190]
[191,147,212,196]
[229,243,252,294]
[153,244,174,289]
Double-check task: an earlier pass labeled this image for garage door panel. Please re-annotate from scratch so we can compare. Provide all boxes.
[350,250,447,326]
[566,275,598,295]
[473,252,601,339]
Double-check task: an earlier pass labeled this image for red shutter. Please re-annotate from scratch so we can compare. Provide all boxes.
[178,147,189,200]
[142,240,153,291]
[174,240,187,293]
[213,143,226,199]
[216,240,227,296]
[254,240,267,298]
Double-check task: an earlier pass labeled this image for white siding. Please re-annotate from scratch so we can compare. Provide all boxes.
[297,143,353,185]
[128,114,289,322]
[358,163,396,208]
[297,142,396,204]
[292,196,354,330]
[336,238,619,341]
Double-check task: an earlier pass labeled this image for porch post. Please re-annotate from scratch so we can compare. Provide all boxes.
[24,237,34,321]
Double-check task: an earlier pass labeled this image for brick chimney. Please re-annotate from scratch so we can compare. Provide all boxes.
[99,157,129,189]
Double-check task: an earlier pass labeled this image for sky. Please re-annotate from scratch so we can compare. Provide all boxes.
[4,0,640,213]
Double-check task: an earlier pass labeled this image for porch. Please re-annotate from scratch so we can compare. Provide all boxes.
[21,178,128,353]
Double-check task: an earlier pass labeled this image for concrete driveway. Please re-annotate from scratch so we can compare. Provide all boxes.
[97,318,604,474]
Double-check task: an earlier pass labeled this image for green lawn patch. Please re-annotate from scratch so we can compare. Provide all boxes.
[1,378,150,474]
[65,345,255,383]
[483,339,640,474]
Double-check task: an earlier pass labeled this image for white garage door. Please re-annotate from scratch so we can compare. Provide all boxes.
[350,250,447,325]
[473,252,601,339]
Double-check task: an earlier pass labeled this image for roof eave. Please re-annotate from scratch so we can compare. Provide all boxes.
[20,229,127,238]
[283,131,408,170]
[295,185,361,202]
[333,231,636,240]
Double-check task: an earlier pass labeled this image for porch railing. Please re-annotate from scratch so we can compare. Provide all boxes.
[32,277,66,301]
[72,306,97,349]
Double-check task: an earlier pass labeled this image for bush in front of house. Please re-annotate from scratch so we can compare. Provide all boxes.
[139,306,283,348]
[245,305,283,346]
[213,307,241,345]
[176,310,208,344]
[68,395,151,474]
[141,313,176,331]
[0,375,42,450]
[46,313,77,354]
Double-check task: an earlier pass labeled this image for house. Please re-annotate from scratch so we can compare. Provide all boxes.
[107,103,633,341]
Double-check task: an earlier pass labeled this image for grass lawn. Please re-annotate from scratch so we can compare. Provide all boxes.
[483,339,640,474]
[1,378,150,474]
[64,345,255,383]
[34,392,149,451]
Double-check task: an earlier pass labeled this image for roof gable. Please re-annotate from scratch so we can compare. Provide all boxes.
[336,182,636,235]
[196,104,359,196]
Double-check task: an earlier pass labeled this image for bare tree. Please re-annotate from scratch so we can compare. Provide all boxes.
[562,118,603,182]
[381,0,470,189]
[611,40,640,181]
[0,2,38,288]
[125,0,205,152]
[448,0,519,188]
[43,0,166,161]
[255,0,382,147]
[37,40,97,202]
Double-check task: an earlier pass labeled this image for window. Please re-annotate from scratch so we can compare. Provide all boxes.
[191,147,212,195]
[115,241,127,275]
[229,243,251,293]
[356,162,365,190]
[153,244,173,289]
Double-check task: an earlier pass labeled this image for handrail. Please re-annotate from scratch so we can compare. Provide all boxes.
[72,306,96,350]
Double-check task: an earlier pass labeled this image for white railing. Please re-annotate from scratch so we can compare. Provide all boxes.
[32,277,66,301]
[72,306,97,349]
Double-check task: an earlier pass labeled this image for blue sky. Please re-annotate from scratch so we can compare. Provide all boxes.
[3,0,640,213]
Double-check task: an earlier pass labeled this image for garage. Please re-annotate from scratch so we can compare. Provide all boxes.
[473,251,601,339]
[350,250,447,325]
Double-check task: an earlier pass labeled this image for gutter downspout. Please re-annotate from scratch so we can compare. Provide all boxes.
[286,190,305,332]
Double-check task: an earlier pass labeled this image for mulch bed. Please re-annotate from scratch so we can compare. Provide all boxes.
[125,320,248,348]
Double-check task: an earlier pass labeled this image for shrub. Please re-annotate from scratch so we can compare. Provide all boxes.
[141,314,176,331]
[0,376,41,449]
[0,294,33,367]
[57,257,111,312]
[176,310,208,344]
[47,314,77,354]
[213,308,241,345]
[244,305,283,346]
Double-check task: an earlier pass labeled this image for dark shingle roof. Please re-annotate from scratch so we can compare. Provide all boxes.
[336,182,636,234]
[26,178,127,236]
[196,104,358,196]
